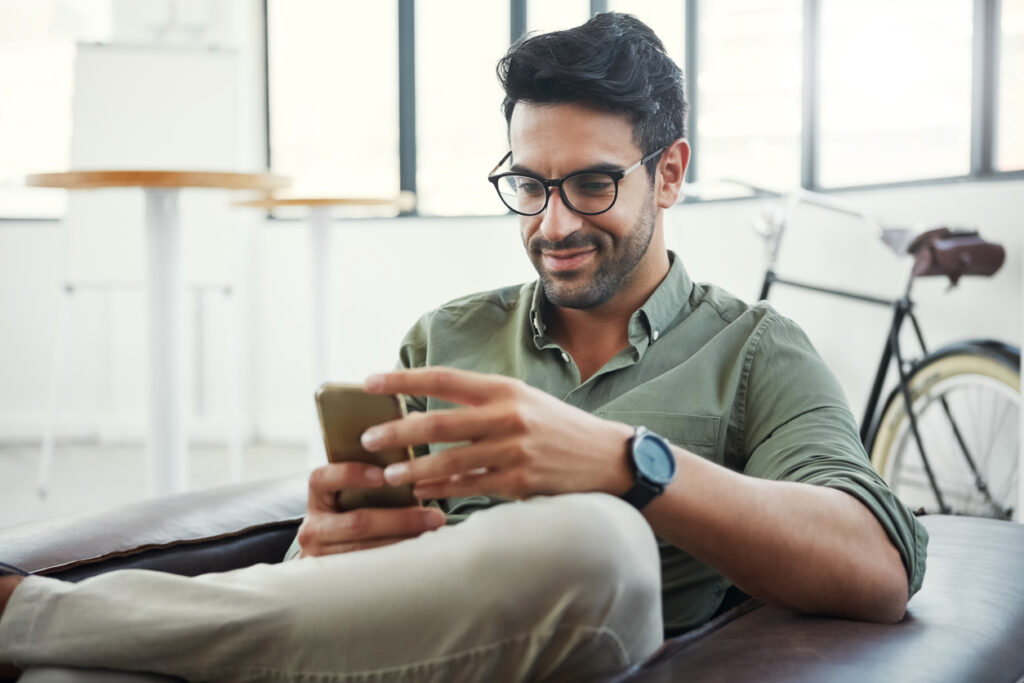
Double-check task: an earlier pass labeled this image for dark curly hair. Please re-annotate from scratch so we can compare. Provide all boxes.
[497,12,688,176]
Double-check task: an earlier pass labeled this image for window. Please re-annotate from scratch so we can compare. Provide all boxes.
[0,0,111,219]
[527,0,589,35]
[261,1,1020,221]
[696,0,803,192]
[818,0,973,187]
[267,0,399,209]
[415,0,509,216]
[608,0,686,68]
[999,0,1024,170]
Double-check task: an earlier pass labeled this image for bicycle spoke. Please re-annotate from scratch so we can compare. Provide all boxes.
[880,354,1020,520]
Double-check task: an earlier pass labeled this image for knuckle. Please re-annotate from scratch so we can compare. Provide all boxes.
[344,508,370,537]
[504,377,528,397]
[434,369,454,391]
[425,413,448,441]
[296,517,318,549]
[336,461,363,483]
[308,465,329,492]
[505,405,531,432]
[508,471,531,498]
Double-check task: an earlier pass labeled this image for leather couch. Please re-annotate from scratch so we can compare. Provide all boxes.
[3,473,1023,682]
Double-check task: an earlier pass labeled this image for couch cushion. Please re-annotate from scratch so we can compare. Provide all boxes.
[1,473,308,575]
[617,515,1024,682]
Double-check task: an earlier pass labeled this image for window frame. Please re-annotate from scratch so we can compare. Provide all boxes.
[256,0,1024,220]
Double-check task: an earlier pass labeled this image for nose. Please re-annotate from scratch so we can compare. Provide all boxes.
[537,188,583,243]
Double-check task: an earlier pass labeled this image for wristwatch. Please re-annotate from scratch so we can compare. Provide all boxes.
[621,426,677,510]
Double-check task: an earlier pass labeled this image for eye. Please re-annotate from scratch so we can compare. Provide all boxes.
[568,173,615,196]
[515,177,545,196]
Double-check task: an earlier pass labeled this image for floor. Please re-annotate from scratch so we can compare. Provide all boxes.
[0,440,308,529]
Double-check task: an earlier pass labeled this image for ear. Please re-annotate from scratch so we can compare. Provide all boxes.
[654,139,690,209]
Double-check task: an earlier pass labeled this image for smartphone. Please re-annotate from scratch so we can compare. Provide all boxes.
[314,383,420,511]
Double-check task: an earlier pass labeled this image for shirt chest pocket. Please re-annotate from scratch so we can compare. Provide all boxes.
[595,410,722,460]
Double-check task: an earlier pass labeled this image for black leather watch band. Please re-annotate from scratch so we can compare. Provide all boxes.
[621,476,664,510]
[621,426,676,511]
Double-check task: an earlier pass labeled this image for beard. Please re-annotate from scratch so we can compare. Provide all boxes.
[526,196,657,310]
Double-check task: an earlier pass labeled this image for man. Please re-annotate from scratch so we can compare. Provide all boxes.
[0,13,925,682]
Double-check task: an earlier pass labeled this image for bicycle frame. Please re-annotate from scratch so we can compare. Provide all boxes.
[749,187,1004,516]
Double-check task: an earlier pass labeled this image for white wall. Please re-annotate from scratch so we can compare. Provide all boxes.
[2,178,1020,444]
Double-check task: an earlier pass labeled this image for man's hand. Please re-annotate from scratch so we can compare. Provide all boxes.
[361,367,636,501]
[297,462,446,557]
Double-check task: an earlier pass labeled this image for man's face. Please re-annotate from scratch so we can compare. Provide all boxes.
[508,102,661,311]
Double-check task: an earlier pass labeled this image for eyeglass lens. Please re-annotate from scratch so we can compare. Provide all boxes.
[497,173,618,215]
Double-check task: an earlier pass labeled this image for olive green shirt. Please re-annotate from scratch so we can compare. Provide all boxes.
[399,252,928,632]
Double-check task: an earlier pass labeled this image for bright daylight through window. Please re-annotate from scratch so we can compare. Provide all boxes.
[696,0,803,193]
[0,0,111,219]
[818,0,973,187]
[267,0,399,215]
[999,0,1024,170]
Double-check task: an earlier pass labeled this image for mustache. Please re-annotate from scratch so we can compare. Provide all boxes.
[529,232,602,253]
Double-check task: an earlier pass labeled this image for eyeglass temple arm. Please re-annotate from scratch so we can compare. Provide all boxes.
[489,151,513,177]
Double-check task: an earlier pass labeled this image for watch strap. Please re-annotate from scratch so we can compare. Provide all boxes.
[621,426,671,511]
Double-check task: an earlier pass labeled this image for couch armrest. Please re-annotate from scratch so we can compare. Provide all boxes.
[0,473,308,581]
[616,515,1024,682]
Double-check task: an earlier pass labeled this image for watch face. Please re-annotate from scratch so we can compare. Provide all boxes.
[634,433,676,485]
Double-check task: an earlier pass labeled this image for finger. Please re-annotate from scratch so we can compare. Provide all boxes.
[364,367,517,407]
[413,468,517,500]
[299,506,446,548]
[307,463,385,511]
[382,439,513,486]
[361,403,517,454]
[300,535,421,558]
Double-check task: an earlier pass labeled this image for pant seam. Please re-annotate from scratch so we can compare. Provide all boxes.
[175,621,632,682]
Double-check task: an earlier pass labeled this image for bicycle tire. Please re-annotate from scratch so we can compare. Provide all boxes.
[868,344,1020,520]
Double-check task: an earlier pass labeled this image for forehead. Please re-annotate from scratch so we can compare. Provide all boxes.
[508,102,638,171]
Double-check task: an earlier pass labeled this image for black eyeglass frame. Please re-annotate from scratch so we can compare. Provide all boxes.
[487,147,666,217]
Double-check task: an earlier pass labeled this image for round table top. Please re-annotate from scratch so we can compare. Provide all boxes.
[25,170,290,191]
[233,193,415,210]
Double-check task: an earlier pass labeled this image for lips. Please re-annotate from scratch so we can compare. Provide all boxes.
[541,248,596,272]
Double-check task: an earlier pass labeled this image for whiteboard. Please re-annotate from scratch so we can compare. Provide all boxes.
[65,42,241,283]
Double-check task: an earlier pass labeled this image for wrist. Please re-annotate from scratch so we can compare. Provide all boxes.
[604,421,637,496]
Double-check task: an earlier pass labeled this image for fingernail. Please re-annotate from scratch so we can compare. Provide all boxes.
[360,428,381,450]
[364,374,384,391]
[423,509,445,529]
[414,485,438,499]
[383,462,407,485]
[365,467,384,485]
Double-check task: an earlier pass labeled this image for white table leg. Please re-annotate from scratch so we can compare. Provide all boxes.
[144,188,189,495]
[307,206,334,468]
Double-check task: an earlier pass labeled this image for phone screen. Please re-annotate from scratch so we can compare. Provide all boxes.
[314,383,420,510]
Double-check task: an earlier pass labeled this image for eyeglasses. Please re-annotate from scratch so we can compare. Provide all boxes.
[487,147,665,217]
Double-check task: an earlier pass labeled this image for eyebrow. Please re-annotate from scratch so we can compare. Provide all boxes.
[509,160,627,176]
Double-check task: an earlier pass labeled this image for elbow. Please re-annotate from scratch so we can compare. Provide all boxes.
[874,573,910,624]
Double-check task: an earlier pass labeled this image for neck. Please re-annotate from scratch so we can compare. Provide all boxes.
[547,248,671,381]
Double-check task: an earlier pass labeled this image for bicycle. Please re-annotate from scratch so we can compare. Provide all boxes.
[700,183,1021,520]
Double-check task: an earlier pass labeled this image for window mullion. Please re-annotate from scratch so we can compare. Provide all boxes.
[685,0,698,184]
[801,0,821,190]
[971,0,1001,176]
[399,0,417,212]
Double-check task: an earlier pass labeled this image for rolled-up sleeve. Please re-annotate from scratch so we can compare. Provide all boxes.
[740,313,928,596]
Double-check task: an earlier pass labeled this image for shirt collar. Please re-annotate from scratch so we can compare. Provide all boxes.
[528,250,694,351]
[630,250,694,346]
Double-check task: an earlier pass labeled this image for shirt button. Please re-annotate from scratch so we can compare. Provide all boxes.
[652,330,660,341]
[560,352,571,363]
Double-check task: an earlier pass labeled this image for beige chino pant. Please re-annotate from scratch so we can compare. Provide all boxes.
[0,493,663,682]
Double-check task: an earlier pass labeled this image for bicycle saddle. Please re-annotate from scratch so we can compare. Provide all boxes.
[907,226,1005,286]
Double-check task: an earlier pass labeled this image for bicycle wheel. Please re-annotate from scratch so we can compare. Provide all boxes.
[869,345,1020,520]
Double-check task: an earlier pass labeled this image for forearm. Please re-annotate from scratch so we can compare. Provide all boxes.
[645,448,909,623]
